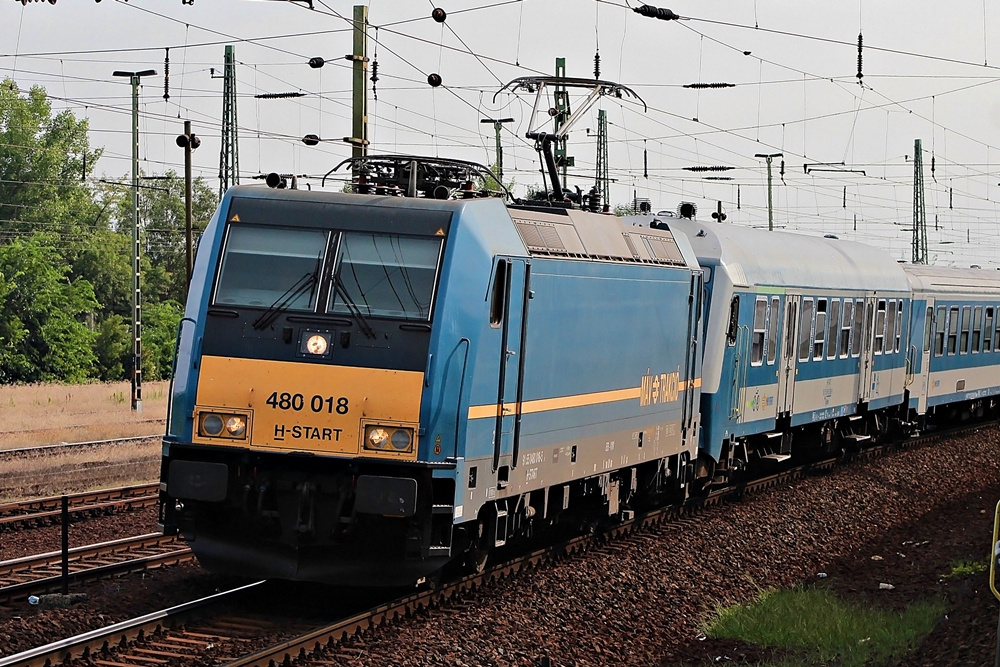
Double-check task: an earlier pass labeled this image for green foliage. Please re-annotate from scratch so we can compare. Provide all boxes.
[141,300,183,381]
[613,203,636,217]
[94,314,129,381]
[475,161,515,195]
[943,559,986,578]
[100,170,217,306]
[0,79,216,385]
[0,235,98,383]
[0,78,103,238]
[706,587,943,667]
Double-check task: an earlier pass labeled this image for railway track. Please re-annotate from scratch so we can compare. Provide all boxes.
[0,434,162,464]
[0,483,159,532]
[0,581,271,667]
[4,423,989,666]
[0,533,192,603]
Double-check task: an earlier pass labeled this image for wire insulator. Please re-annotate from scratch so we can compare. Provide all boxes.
[856,32,863,81]
[683,82,736,89]
[163,48,170,101]
[594,52,601,80]
[683,165,734,172]
[634,4,679,20]
[371,60,379,100]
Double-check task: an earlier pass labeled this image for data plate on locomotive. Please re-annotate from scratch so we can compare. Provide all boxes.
[193,355,423,455]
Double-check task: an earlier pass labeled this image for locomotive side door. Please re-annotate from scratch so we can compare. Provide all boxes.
[916,298,934,414]
[492,257,530,478]
[775,294,800,417]
[858,296,877,404]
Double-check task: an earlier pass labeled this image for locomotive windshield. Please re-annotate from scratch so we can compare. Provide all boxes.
[214,225,325,310]
[213,224,443,322]
[330,233,442,321]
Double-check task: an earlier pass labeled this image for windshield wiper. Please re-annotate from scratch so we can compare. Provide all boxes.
[333,275,377,339]
[252,272,318,331]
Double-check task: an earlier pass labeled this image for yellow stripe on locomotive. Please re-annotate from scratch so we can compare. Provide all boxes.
[191,355,422,459]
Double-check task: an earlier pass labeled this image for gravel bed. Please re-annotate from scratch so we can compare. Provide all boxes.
[0,506,161,562]
[315,428,1000,666]
[1,429,997,665]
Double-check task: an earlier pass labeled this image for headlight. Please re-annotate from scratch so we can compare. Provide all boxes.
[367,427,390,449]
[304,334,329,355]
[390,429,411,451]
[202,414,224,437]
[364,425,415,454]
[225,416,246,437]
[198,411,250,440]
[300,331,332,357]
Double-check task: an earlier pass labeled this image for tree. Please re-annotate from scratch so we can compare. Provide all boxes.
[0,78,102,239]
[475,161,515,196]
[0,235,98,383]
[100,171,217,305]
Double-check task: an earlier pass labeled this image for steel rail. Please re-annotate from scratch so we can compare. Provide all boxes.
[0,533,192,602]
[0,483,159,530]
[0,580,266,667]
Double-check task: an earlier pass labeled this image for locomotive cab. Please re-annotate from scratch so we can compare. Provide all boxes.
[161,186,463,585]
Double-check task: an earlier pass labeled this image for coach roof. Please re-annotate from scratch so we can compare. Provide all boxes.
[662,218,911,293]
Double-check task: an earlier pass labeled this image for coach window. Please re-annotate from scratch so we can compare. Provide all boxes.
[995,306,1000,351]
[813,299,827,360]
[972,306,984,353]
[798,298,814,362]
[934,306,946,356]
[873,300,887,355]
[751,297,767,365]
[852,299,864,357]
[885,300,897,355]
[985,307,995,352]
[840,299,854,358]
[947,307,959,355]
[489,259,509,327]
[960,306,971,353]
[895,302,904,352]
[767,296,779,364]
[726,296,740,346]
[923,306,933,353]
[827,299,840,359]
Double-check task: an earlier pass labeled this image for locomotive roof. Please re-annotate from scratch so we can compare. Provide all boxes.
[651,217,911,293]
[902,263,1000,297]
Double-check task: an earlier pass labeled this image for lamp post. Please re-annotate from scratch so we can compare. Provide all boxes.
[480,117,514,185]
[755,152,782,232]
[176,121,201,289]
[113,68,156,413]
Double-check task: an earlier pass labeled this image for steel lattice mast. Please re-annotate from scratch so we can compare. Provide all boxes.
[912,138,928,264]
[219,45,239,198]
[595,109,609,212]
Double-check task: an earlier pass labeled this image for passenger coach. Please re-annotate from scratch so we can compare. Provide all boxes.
[640,215,911,484]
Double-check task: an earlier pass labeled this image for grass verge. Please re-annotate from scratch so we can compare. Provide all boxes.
[704,586,944,667]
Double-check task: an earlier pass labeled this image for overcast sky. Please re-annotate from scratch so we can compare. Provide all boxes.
[2,0,999,267]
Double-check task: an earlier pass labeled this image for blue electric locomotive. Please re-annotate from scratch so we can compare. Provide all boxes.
[159,155,704,585]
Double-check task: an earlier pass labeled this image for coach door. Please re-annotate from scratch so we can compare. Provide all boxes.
[858,296,877,404]
[775,295,799,416]
[916,299,934,414]
[492,258,530,477]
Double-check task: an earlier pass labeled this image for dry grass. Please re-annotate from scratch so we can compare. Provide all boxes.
[0,380,169,450]
[0,439,161,502]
